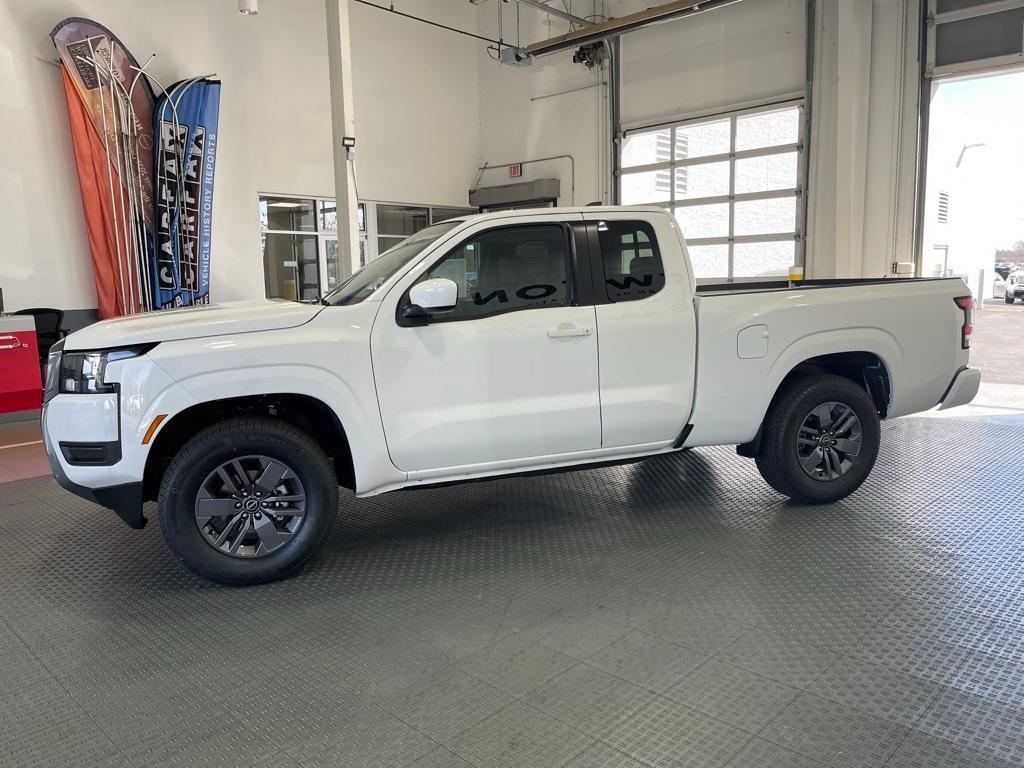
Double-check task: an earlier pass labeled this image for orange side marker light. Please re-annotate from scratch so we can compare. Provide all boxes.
[142,414,168,445]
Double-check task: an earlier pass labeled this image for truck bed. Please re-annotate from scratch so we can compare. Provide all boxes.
[686,277,971,447]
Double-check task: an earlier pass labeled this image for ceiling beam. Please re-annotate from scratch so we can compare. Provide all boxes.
[515,0,592,28]
[524,0,744,56]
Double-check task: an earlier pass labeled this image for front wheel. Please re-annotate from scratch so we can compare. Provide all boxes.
[158,417,338,585]
[1006,294,1015,304]
[755,374,881,503]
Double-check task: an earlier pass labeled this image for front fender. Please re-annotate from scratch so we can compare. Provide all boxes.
[146,308,405,495]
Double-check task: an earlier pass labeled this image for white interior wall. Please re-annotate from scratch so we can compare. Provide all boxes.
[0,0,480,315]
[475,6,608,206]
[350,1,480,206]
[805,0,921,278]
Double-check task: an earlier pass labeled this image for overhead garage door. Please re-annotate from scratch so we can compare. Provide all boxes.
[927,0,1024,77]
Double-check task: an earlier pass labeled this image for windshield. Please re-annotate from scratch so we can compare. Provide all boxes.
[323,221,461,306]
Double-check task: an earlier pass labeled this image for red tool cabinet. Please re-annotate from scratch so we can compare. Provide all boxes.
[0,317,42,413]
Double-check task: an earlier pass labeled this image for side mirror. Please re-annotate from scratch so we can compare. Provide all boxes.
[408,278,458,314]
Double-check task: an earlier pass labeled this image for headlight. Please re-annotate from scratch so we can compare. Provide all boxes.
[42,339,65,404]
[47,344,155,400]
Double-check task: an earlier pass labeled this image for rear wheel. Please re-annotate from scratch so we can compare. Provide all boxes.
[755,374,880,503]
[158,417,337,585]
[1006,293,1015,304]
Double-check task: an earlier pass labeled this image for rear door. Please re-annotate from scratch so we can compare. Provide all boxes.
[581,211,697,447]
[371,214,602,474]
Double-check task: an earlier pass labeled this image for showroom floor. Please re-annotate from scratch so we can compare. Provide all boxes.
[2,409,1024,768]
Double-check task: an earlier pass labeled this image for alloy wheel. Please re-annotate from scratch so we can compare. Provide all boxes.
[796,401,863,482]
[194,455,306,558]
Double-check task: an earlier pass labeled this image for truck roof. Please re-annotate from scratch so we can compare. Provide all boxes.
[439,205,673,226]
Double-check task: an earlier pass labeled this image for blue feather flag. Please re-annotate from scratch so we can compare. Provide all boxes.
[153,78,220,308]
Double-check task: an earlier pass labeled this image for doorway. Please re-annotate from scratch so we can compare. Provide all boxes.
[922,69,1024,397]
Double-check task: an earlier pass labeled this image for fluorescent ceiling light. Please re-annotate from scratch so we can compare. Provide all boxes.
[268,202,303,208]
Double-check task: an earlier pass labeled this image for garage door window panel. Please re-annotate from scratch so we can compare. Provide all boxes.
[676,119,731,159]
[734,197,797,237]
[620,102,804,280]
[621,170,671,205]
[734,241,795,276]
[674,203,730,240]
[418,225,569,323]
[621,128,673,167]
[735,152,798,195]
[675,162,730,200]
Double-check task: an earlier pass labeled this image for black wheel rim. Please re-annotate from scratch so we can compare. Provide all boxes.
[796,401,863,482]
[194,455,307,558]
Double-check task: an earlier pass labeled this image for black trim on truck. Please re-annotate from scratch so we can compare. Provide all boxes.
[46,450,147,529]
[59,441,122,466]
[696,277,965,297]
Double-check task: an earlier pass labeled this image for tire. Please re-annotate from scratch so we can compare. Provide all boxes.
[158,416,337,585]
[1006,294,1015,304]
[754,374,881,504]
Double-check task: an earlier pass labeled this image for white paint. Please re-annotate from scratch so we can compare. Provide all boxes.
[0,0,480,314]
[688,275,972,445]
[45,207,976,502]
[583,209,695,447]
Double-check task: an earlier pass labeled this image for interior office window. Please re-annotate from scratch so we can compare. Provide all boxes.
[260,195,339,300]
[372,204,475,258]
[377,205,429,255]
[597,220,665,302]
[620,102,803,280]
[420,225,567,322]
[430,206,474,224]
[262,233,319,301]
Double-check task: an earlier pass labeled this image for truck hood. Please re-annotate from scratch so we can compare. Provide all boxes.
[65,300,324,350]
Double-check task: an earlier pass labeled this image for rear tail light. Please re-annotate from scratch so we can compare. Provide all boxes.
[954,296,974,349]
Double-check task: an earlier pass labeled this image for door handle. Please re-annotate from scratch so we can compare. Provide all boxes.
[547,326,592,339]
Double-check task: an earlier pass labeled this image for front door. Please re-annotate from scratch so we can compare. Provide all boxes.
[371,217,601,474]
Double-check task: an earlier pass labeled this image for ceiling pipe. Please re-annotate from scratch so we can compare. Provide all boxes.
[525,0,744,56]
[515,0,592,27]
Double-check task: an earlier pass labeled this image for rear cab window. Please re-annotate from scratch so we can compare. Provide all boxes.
[596,220,666,302]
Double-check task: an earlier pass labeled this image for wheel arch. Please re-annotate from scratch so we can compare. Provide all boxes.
[736,333,898,458]
[143,393,355,501]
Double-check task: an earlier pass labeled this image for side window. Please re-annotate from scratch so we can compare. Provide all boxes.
[598,220,666,302]
[418,225,568,321]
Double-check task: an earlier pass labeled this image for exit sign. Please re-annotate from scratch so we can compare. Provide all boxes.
[508,163,522,178]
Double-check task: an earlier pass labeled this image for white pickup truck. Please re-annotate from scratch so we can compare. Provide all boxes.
[42,206,981,584]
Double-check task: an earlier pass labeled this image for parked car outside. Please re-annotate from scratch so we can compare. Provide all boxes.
[1005,269,1024,304]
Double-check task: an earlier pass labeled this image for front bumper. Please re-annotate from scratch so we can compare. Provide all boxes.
[937,366,981,411]
[42,399,148,529]
[47,449,147,528]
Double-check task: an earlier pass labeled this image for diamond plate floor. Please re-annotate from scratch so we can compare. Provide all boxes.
[2,413,1024,768]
